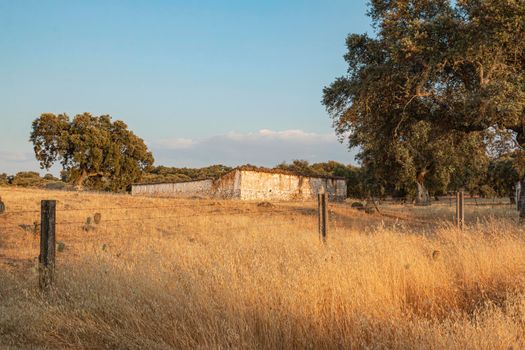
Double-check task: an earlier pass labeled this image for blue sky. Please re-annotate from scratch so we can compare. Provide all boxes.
[0,0,371,174]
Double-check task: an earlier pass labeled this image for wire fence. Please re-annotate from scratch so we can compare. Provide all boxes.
[376,195,516,207]
[0,201,511,231]
[0,200,324,233]
[5,189,520,292]
[0,196,516,242]
[3,191,519,290]
[1,194,519,233]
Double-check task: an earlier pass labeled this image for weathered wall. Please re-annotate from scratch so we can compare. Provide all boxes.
[131,169,346,201]
[323,177,347,201]
[238,170,346,201]
[211,170,241,199]
[131,179,215,198]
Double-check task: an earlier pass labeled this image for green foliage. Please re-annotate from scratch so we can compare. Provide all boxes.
[277,160,368,199]
[479,185,497,199]
[7,172,66,188]
[276,160,318,176]
[142,165,233,184]
[0,173,8,186]
[30,113,154,191]
[345,166,367,199]
[277,160,350,178]
[10,172,44,187]
[486,156,520,199]
[323,0,525,201]
[43,173,59,181]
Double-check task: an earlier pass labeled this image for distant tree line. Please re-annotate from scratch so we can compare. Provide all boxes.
[0,171,66,189]
[140,165,234,184]
[2,157,521,202]
[277,158,521,202]
[0,154,523,201]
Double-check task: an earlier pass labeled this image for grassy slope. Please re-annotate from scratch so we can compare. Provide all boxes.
[1,187,525,349]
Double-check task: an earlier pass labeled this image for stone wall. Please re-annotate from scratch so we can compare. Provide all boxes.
[211,170,241,199]
[131,179,215,198]
[238,170,346,201]
[131,169,346,201]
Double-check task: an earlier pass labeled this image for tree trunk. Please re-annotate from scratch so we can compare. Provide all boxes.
[519,178,525,217]
[73,171,88,191]
[415,169,430,206]
[511,182,518,206]
[72,170,102,191]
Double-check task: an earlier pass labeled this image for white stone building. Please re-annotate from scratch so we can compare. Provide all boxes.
[131,167,347,201]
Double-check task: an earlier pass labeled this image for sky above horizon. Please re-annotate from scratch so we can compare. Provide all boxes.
[0,0,371,175]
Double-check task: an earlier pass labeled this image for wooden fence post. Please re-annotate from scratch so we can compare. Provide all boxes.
[317,193,321,235]
[318,192,327,243]
[455,192,460,227]
[39,200,56,290]
[455,192,464,229]
[460,191,464,229]
[0,196,5,214]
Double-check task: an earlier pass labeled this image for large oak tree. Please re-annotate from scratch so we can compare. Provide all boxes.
[30,113,154,191]
[323,0,525,205]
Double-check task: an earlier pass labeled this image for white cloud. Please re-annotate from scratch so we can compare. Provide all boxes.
[0,150,32,162]
[150,129,356,167]
[154,138,195,150]
[152,129,338,149]
[0,150,48,175]
[224,129,336,143]
[0,130,357,174]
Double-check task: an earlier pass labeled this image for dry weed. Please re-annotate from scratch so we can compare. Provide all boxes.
[0,188,525,349]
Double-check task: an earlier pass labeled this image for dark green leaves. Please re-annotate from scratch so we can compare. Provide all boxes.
[29,113,154,191]
[323,0,525,198]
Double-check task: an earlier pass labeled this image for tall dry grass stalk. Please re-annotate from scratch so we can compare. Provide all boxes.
[1,188,525,349]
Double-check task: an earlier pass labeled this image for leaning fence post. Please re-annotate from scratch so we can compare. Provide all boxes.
[39,200,56,290]
[318,192,327,243]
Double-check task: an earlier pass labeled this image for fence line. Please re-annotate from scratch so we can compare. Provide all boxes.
[0,219,316,230]
[0,197,329,290]
[0,205,311,217]
[6,192,505,290]
[0,204,321,232]
[0,203,236,215]
[0,219,316,231]
[0,209,40,214]
[55,210,314,226]
[0,201,323,216]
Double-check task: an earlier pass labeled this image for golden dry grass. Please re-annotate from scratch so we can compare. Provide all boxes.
[1,187,525,349]
[377,197,517,223]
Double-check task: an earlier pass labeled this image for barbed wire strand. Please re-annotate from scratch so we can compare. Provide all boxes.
[0,209,318,228]
[55,211,317,225]
[0,217,316,231]
[1,201,322,215]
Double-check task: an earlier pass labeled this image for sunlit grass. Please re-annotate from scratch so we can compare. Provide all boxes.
[1,187,525,349]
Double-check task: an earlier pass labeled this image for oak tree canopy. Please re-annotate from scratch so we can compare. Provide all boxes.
[323,0,525,204]
[30,113,154,191]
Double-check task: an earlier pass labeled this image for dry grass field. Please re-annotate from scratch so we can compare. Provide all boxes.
[1,187,525,349]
